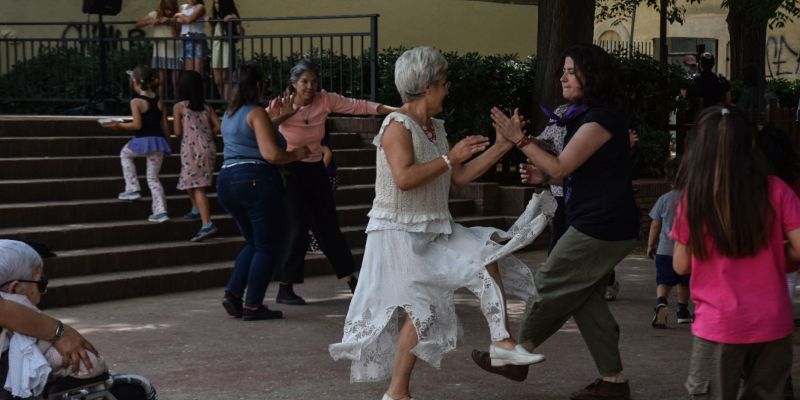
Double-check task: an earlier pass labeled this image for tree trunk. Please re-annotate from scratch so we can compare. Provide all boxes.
[726,1,778,108]
[532,0,595,134]
[659,0,668,65]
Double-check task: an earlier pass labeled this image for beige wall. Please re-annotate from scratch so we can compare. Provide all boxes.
[594,1,800,79]
[0,0,537,56]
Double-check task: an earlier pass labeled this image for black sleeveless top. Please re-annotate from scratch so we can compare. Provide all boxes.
[563,104,639,241]
[134,94,164,138]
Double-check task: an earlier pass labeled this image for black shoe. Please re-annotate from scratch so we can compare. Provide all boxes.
[676,309,694,324]
[242,305,283,321]
[347,277,358,294]
[470,349,529,382]
[222,291,243,318]
[276,284,307,305]
[651,303,668,329]
[570,379,631,400]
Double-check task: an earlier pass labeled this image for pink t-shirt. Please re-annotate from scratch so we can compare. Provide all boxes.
[670,176,800,344]
[279,90,380,163]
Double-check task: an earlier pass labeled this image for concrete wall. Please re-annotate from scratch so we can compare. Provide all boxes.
[0,0,537,56]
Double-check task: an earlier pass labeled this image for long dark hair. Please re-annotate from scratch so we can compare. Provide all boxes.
[210,0,240,34]
[228,63,263,116]
[560,44,620,106]
[157,0,179,18]
[179,70,206,111]
[676,106,772,260]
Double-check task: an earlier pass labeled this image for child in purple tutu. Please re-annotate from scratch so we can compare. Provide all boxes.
[105,64,173,223]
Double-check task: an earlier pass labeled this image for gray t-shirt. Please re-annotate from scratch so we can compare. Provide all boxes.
[648,189,680,256]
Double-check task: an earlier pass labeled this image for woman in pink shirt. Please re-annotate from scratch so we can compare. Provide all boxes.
[267,60,397,305]
[671,106,800,400]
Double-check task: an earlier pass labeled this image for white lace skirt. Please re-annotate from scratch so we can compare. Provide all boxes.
[329,191,556,382]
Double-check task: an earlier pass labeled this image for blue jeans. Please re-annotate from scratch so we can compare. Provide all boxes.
[217,163,285,307]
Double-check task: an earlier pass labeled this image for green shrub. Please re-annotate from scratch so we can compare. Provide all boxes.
[766,78,800,108]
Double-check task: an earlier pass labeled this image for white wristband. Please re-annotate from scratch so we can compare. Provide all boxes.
[441,154,452,170]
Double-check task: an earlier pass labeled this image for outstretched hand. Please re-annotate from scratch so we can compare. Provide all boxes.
[519,161,547,185]
[267,94,298,120]
[449,135,490,164]
[293,145,312,160]
[491,107,525,144]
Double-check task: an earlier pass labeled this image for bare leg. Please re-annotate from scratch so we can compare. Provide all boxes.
[485,262,516,349]
[656,284,672,299]
[187,190,198,215]
[222,68,231,100]
[385,316,417,400]
[190,187,212,225]
[195,59,204,75]
[171,69,181,98]
[677,284,689,304]
[184,58,193,72]
[213,68,224,100]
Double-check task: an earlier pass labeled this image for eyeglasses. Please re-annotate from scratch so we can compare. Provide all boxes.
[444,81,451,90]
[0,276,48,294]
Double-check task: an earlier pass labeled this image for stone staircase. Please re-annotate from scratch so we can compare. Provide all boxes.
[0,116,517,308]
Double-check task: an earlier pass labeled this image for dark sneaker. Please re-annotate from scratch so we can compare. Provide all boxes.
[347,276,358,294]
[183,210,201,220]
[242,305,283,321]
[470,349,529,382]
[570,379,631,400]
[652,303,668,329]
[118,191,141,201]
[604,281,620,301]
[190,224,218,242]
[276,284,306,305]
[676,310,694,324]
[222,292,243,318]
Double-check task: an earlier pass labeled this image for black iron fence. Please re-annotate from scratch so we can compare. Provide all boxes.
[0,14,379,113]
[594,40,654,57]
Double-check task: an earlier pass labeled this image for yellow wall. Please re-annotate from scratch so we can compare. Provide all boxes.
[0,0,538,56]
[594,1,800,79]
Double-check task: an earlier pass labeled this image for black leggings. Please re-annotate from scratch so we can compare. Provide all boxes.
[274,161,356,283]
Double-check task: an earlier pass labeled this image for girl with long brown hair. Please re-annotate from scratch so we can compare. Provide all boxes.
[672,106,800,399]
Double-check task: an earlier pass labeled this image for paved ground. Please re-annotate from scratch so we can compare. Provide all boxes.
[45,249,800,400]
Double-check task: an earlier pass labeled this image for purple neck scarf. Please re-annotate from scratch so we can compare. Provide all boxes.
[539,103,589,127]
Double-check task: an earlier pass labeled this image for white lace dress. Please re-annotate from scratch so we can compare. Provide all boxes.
[328,113,557,382]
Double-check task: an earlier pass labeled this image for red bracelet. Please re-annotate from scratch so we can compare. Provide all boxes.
[516,135,535,149]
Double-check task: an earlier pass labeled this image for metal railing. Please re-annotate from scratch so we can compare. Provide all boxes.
[0,14,379,114]
[594,40,654,57]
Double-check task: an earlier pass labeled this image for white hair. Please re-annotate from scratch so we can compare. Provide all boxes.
[394,46,448,103]
[0,240,42,286]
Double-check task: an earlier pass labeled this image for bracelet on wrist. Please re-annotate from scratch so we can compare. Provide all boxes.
[516,135,536,149]
[441,154,452,170]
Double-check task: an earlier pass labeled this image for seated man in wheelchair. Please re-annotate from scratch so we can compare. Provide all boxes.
[0,240,156,400]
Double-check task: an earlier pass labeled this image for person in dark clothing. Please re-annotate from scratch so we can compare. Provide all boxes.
[687,52,731,109]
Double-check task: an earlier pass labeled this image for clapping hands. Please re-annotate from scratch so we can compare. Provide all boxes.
[519,160,547,185]
[449,135,490,164]
[491,107,525,145]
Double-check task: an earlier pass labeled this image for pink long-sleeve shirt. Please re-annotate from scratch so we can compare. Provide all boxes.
[279,90,381,162]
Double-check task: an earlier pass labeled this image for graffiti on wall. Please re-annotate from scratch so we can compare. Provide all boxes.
[767,35,800,78]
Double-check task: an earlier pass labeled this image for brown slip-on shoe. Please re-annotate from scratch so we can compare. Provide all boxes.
[569,379,631,400]
[470,349,529,382]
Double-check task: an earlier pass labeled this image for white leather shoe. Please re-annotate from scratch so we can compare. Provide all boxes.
[489,344,546,366]
[382,394,415,400]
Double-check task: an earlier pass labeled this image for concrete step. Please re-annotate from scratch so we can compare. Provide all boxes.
[0,132,364,157]
[37,215,509,308]
[0,166,376,203]
[0,194,474,228]
[0,115,383,139]
[39,250,366,309]
[0,148,375,179]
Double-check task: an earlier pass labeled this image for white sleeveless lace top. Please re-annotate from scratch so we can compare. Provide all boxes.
[367,112,453,233]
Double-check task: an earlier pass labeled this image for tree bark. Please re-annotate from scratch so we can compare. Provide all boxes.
[726,1,779,106]
[659,0,668,65]
[532,0,596,134]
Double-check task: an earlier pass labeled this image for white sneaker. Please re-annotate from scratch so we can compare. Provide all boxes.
[382,394,414,400]
[118,191,141,200]
[489,344,546,366]
[148,213,169,223]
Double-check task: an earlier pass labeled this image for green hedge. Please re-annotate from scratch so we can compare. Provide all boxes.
[1,46,690,178]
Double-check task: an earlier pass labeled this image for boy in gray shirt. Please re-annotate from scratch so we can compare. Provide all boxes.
[647,158,691,328]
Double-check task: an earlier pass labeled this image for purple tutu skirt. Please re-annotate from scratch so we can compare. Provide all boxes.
[125,136,172,155]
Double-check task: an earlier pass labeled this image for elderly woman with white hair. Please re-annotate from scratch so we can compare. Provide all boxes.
[329,46,555,400]
[0,240,101,397]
